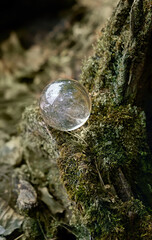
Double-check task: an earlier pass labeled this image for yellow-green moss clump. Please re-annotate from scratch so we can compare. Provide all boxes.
[58,103,152,239]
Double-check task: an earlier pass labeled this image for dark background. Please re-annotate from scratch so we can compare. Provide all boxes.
[0,0,76,32]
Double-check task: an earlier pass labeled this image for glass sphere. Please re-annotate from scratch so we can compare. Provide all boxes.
[39,79,91,131]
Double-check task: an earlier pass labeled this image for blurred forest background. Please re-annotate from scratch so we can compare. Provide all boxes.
[0,0,118,240]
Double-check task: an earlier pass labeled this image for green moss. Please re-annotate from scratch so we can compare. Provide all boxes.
[81,1,132,106]
[81,0,152,106]
[57,102,152,239]
[23,217,42,239]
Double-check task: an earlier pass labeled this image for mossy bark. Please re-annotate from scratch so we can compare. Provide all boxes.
[21,0,152,239]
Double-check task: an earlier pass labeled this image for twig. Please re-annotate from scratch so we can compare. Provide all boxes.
[37,217,48,240]
[94,158,105,190]
[14,234,24,240]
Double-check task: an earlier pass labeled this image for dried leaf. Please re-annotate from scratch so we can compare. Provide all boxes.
[16,180,37,211]
[39,187,64,215]
[0,198,23,236]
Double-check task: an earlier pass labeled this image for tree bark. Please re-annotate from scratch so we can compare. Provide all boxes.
[21,0,152,239]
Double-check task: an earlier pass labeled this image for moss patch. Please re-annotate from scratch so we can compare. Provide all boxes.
[58,103,152,239]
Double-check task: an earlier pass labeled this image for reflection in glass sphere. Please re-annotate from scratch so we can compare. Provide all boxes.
[39,79,91,131]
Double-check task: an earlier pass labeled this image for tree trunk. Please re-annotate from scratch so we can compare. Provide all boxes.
[21,0,152,239]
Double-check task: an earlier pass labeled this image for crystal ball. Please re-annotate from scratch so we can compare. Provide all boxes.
[39,79,91,131]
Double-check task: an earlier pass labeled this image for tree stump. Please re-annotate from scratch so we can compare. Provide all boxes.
[21,0,152,239]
